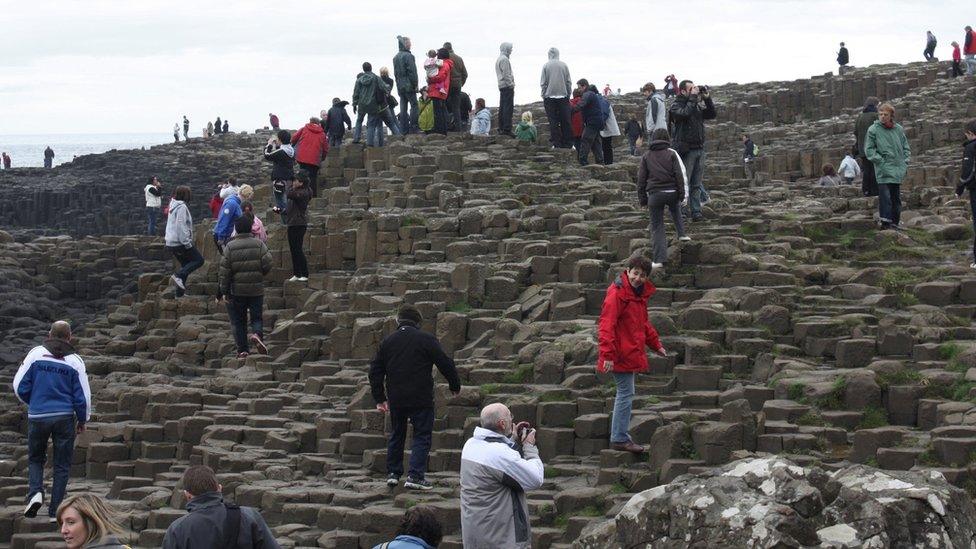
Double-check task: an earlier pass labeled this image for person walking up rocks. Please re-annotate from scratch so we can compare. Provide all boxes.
[460,402,543,549]
[325,98,352,149]
[290,117,329,198]
[369,305,461,491]
[218,214,272,359]
[264,129,295,223]
[394,35,419,134]
[145,176,163,235]
[638,128,690,269]
[742,133,757,181]
[443,42,468,131]
[269,113,280,131]
[165,185,204,297]
[572,80,604,165]
[865,102,910,230]
[496,42,515,136]
[281,172,311,282]
[955,119,976,268]
[540,47,573,149]
[855,96,880,197]
[15,321,91,520]
[625,115,643,156]
[669,79,716,221]
[597,256,667,453]
[642,83,667,142]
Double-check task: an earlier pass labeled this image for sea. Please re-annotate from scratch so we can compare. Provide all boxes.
[0,133,174,168]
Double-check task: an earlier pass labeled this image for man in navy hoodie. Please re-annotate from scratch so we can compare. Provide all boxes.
[14,321,91,519]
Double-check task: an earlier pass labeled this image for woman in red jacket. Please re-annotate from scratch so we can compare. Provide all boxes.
[597,255,667,453]
[291,117,329,198]
[427,48,453,136]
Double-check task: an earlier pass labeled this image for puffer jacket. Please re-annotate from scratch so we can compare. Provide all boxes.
[393,36,418,94]
[290,123,329,166]
[540,48,571,98]
[669,93,717,152]
[218,235,272,298]
[284,184,312,226]
[597,271,664,373]
[865,120,911,184]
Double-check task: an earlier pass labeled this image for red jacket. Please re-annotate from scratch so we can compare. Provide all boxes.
[955,44,962,61]
[209,194,223,219]
[291,123,329,166]
[597,271,663,373]
[569,97,583,138]
[966,31,976,55]
[427,59,453,100]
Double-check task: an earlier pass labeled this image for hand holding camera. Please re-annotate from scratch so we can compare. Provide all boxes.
[515,421,536,445]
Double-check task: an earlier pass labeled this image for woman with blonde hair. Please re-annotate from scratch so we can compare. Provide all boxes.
[57,493,129,548]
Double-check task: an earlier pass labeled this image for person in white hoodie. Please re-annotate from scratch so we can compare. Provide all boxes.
[144,176,163,235]
[642,83,667,142]
[164,185,204,297]
[838,146,861,185]
[495,42,515,136]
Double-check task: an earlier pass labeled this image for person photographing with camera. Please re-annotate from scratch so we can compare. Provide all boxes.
[669,79,716,222]
[274,172,311,282]
[460,402,544,549]
[263,129,295,224]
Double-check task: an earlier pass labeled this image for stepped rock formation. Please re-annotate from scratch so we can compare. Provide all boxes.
[1,60,976,548]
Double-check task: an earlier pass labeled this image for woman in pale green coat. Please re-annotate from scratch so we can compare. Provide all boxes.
[865,102,910,230]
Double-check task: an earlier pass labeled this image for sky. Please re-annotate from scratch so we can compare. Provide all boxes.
[0,0,967,135]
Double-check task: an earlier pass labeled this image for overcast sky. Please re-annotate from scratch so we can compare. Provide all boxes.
[0,0,966,135]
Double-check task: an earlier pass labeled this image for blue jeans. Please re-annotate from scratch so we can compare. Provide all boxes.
[610,373,635,443]
[272,182,287,224]
[967,54,976,76]
[27,415,76,517]
[226,295,263,353]
[681,148,706,216]
[398,92,418,134]
[169,245,204,285]
[352,110,366,142]
[387,406,434,480]
[147,207,160,235]
[878,183,902,226]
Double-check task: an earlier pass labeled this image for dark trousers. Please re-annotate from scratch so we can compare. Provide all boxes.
[398,92,418,134]
[878,183,902,227]
[27,416,75,518]
[447,87,462,131]
[44,158,53,168]
[498,86,515,135]
[627,135,639,156]
[970,191,976,260]
[924,45,936,61]
[168,245,204,285]
[287,225,308,277]
[432,98,449,135]
[543,97,574,148]
[579,124,604,165]
[648,192,686,263]
[299,163,320,197]
[226,295,263,353]
[953,60,964,77]
[328,134,343,149]
[601,136,614,165]
[387,406,434,480]
[860,156,879,196]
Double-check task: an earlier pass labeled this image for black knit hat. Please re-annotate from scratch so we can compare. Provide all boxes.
[436,48,449,60]
[397,304,423,325]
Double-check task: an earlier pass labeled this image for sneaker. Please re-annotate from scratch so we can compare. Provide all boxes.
[287,276,300,282]
[386,473,400,487]
[249,333,268,355]
[297,277,308,281]
[404,476,433,491]
[171,274,186,290]
[678,236,692,242]
[24,492,42,518]
[651,262,664,270]
[237,352,249,360]
[48,516,57,524]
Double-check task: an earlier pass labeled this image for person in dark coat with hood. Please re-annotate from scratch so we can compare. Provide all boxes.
[394,36,419,134]
[854,96,880,197]
[638,128,690,268]
[837,42,849,67]
[571,79,605,166]
[443,42,468,131]
[325,98,352,149]
[214,116,222,134]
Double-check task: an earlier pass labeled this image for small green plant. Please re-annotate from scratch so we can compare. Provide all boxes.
[642,395,661,406]
[865,457,879,467]
[680,439,699,460]
[502,364,534,384]
[401,215,425,227]
[553,514,568,528]
[579,505,605,517]
[787,383,806,402]
[544,466,565,479]
[796,411,827,426]
[940,342,964,361]
[876,369,923,389]
[817,377,847,411]
[609,483,629,494]
[539,392,571,402]
[449,301,472,313]
[857,406,889,429]
[897,292,920,307]
[404,499,418,509]
[479,383,501,396]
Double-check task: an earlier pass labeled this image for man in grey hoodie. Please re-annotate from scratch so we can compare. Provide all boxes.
[540,47,573,149]
[164,185,204,297]
[496,42,515,136]
[642,83,667,142]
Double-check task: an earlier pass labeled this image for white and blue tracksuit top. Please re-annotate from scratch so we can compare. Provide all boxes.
[13,341,91,422]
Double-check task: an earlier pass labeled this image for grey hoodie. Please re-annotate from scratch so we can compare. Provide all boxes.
[540,47,571,99]
[164,199,193,248]
[496,42,514,89]
[645,91,667,134]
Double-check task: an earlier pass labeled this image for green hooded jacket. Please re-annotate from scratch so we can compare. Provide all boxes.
[352,71,387,115]
[865,120,910,184]
[393,36,418,94]
[514,121,537,142]
[418,97,434,132]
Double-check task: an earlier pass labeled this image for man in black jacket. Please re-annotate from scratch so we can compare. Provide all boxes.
[325,98,352,149]
[369,305,461,491]
[669,79,716,221]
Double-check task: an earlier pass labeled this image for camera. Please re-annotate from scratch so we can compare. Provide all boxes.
[515,421,532,441]
[699,85,709,94]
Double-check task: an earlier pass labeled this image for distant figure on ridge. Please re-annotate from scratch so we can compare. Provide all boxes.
[837,42,849,67]
[206,121,213,138]
[953,41,964,77]
[954,119,976,269]
[290,117,329,197]
[469,97,491,136]
[393,35,419,134]
[663,74,677,98]
[924,31,938,61]
[182,115,189,140]
[43,146,55,168]
[2,152,10,169]
[269,113,280,131]
[325,98,352,149]
[443,42,468,131]
[865,102,910,231]
[603,83,611,97]
[222,120,229,134]
[965,26,976,75]
[145,176,163,235]
[214,116,222,135]
[173,123,180,143]
[540,47,573,149]
[496,42,515,136]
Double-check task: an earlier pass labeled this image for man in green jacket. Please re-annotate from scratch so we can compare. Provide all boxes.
[352,62,394,147]
[393,36,419,134]
[218,215,273,358]
[865,102,911,230]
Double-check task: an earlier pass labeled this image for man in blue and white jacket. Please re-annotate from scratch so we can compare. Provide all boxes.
[13,321,91,519]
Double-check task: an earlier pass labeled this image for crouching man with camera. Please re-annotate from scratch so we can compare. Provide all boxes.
[460,403,544,549]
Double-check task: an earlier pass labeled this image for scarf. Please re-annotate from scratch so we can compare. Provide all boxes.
[882,119,895,129]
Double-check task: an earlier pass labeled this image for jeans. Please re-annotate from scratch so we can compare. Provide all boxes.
[543,97,573,148]
[967,54,976,76]
[601,136,614,165]
[744,159,756,181]
[27,416,76,517]
[226,295,263,353]
[147,207,160,235]
[447,87,462,130]
[352,110,366,142]
[648,191,686,263]
[681,148,706,217]
[387,406,434,480]
[287,225,308,277]
[579,124,604,165]
[924,45,936,61]
[366,113,385,147]
[498,86,514,135]
[272,182,287,224]
[610,373,635,444]
[859,156,878,196]
[628,135,639,156]
[183,126,189,140]
[384,107,402,136]
[878,183,902,227]
[169,245,204,285]
[398,92,418,134]
[44,158,53,168]
[432,98,449,135]
[299,163,319,197]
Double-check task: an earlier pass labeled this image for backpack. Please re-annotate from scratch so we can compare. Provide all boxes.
[374,76,390,108]
[752,143,760,156]
[597,94,610,123]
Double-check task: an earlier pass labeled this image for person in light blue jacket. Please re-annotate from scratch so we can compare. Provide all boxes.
[372,507,443,548]
[470,98,491,136]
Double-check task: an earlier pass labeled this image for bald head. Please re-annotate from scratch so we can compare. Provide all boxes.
[480,403,513,434]
[49,321,71,341]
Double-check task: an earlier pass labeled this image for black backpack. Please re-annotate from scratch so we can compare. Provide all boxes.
[374,77,390,108]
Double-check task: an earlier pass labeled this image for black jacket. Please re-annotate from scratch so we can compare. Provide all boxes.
[625,120,643,140]
[573,90,604,128]
[743,138,755,160]
[368,322,461,408]
[958,138,976,196]
[326,103,352,137]
[284,184,311,226]
[837,47,849,65]
[637,140,684,205]
[263,144,295,181]
[161,492,280,549]
[668,94,716,152]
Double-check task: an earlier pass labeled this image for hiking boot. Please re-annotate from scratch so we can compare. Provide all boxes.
[249,334,268,355]
[24,492,42,518]
[171,274,186,290]
[611,441,645,454]
[386,473,400,487]
[404,476,433,491]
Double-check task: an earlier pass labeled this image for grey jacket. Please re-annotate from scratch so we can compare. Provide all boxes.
[496,42,514,89]
[460,427,544,549]
[161,492,280,549]
[218,235,272,298]
[164,199,193,248]
[540,47,571,99]
[645,91,667,134]
[84,536,129,548]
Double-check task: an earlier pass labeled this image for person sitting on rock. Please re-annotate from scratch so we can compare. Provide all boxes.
[818,164,842,187]
[469,97,491,136]
[955,119,976,269]
[637,129,690,271]
[165,185,205,297]
[460,402,543,549]
[369,305,461,491]
[162,465,280,548]
[371,507,443,549]
[514,111,538,143]
[57,493,129,549]
[417,87,434,134]
[597,255,667,454]
[14,321,91,521]
[217,214,272,359]
[838,146,861,185]
[865,102,910,230]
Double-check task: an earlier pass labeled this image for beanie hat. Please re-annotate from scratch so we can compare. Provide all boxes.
[436,48,450,60]
[397,304,423,325]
